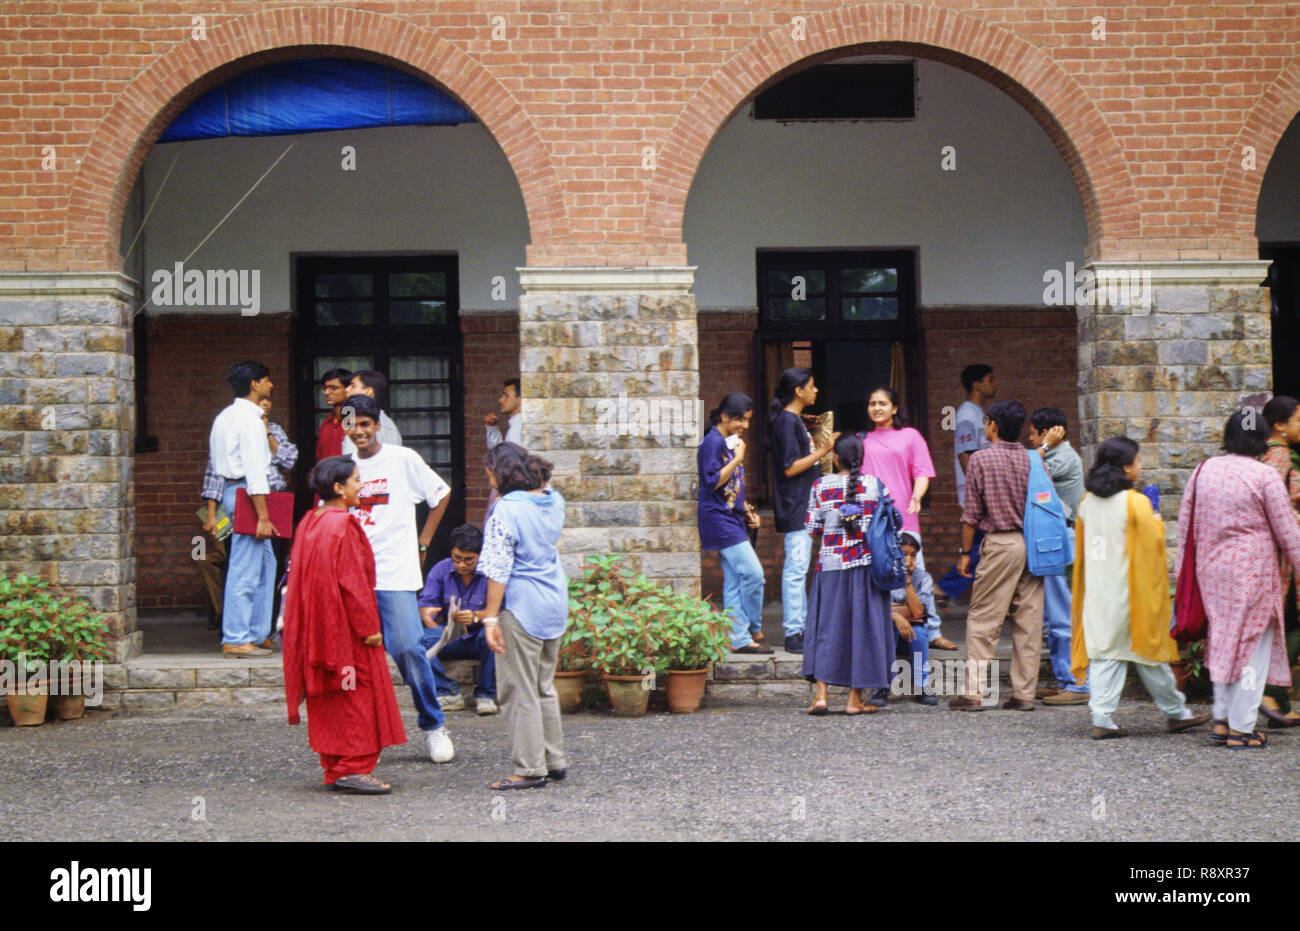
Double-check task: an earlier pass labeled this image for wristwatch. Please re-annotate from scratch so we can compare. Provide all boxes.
[418,544,428,553]
[958,548,970,556]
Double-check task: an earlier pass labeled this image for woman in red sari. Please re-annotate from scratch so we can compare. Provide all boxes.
[282,456,406,793]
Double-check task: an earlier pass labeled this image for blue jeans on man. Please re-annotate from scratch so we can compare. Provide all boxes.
[374,589,446,732]
[1043,571,1087,692]
[896,623,931,693]
[219,478,276,646]
[719,541,765,650]
[420,624,497,699]
[781,529,812,638]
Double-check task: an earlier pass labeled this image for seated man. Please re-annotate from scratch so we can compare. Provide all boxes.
[889,533,940,706]
[417,524,499,715]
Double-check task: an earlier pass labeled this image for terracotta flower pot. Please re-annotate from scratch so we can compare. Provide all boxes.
[553,669,587,714]
[1170,661,1194,693]
[602,673,650,717]
[50,693,86,721]
[666,668,708,713]
[6,681,49,727]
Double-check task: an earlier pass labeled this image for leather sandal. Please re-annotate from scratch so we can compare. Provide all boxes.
[930,637,959,651]
[1210,718,1230,742]
[1225,730,1268,749]
[807,699,829,716]
[491,775,547,790]
[844,702,879,716]
[1261,705,1300,728]
[331,774,392,794]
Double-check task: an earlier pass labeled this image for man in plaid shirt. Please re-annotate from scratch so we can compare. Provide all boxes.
[948,399,1044,711]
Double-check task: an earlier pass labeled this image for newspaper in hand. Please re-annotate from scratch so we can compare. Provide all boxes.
[425,595,467,659]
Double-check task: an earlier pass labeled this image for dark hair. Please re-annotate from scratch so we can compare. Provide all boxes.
[343,393,382,423]
[863,385,908,431]
[1223,407,1269,457]
[308,456,357,499]
[227,360,269,397]
[320,367,353,388]
[708,392,753,429]
[961,364,993,394]
[352,370,389,405]
[899,531,921,551]
[1030,407,1067,434]
[1263,395,1299,429]
[486,442,553,496]
[505,378,521,397]
[833,433,865,534]
[769,367,814,425]
[449,524,484,554]
[985,400,1026,443]
[1084,437,1139,498]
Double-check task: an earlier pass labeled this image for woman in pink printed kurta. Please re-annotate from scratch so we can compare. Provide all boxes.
[1176,451,1300,737]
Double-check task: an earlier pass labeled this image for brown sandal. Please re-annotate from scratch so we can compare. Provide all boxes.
[845,702,879,716]
[807,700,829,716]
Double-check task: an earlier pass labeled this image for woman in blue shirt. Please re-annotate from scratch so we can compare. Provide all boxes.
[698,392,768,654]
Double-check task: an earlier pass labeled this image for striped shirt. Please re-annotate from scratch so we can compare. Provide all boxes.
[960,440,1030,532]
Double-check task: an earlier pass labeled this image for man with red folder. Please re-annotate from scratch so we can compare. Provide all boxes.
[208,361,280,658]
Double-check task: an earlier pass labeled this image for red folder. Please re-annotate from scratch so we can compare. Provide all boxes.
[233,489,295,539]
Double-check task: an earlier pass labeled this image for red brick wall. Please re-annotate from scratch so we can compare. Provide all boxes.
[134,314,293,609]
[462,313,520,526]
[4,2,1294,271]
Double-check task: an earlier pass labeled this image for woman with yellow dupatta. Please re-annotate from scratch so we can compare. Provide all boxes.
[1070,438,1212,740]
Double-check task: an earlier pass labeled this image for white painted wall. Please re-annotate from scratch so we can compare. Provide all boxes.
[124,123,529,313]
[684,58,1088,308]
[1258,116,1300,242]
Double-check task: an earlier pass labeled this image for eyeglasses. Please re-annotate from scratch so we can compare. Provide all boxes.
[450,554,477,564]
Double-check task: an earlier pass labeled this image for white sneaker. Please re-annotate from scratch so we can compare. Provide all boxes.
[476,697,499,716]
[437,692,466,712]
[426,726,455,763]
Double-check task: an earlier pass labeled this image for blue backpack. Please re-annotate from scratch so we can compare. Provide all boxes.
[1024,449,1072,576]
[866,481,908,590]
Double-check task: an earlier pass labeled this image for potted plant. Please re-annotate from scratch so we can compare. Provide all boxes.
[554,610,594,714]
[659,592,732,713]
[0,573,57,725]
[44,587,111,720]
[1171,640,1205,695]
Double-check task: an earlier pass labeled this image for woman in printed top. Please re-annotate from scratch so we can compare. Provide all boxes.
[697,392,768,655]
[1260,395,1300,728]
[802,434,895,715]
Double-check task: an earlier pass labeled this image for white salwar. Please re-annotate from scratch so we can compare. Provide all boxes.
[1212,624,1273,735]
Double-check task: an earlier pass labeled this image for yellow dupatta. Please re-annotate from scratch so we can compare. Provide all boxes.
[1070,489,1178,683]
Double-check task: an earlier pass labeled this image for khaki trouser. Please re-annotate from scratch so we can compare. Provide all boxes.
[964,531,1044,702]
[498,609,567,778]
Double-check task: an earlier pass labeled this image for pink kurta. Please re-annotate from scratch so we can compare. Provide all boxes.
[1176,454,1300,686]
[860,426,936,535]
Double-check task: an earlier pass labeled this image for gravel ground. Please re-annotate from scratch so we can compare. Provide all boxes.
[2,698,1295,842]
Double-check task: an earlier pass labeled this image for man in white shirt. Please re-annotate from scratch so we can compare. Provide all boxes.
[484,378,522,449]
[341,369,403,456]
[346,394,456,763]
[936,363,997,611]
[208,361,279,658]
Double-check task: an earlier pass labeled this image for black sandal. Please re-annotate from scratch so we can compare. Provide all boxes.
[491,775,547,790]
[1225,730,1268,749]
[1209,718,1230,742]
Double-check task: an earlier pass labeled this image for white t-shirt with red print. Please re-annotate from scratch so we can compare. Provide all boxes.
[349,443,450,591]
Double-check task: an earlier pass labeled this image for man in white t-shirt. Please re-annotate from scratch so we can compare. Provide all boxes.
[346,394,455,763]
[936,363,997,610]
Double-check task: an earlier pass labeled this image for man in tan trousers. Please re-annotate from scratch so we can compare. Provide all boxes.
[948,399,1044,711]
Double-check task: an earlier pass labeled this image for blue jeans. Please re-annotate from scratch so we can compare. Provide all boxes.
[781,530,812,638]
[1043,571,1087,692]
[896,623,930,691]
[718,541,765,650]
[375,590,446,732]
[421,624,497,699]
[219,478,276,646]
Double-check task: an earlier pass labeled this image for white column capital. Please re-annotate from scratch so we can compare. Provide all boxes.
[1085,260,1271,288]
[0,270,138,300]
[517,266,696,294]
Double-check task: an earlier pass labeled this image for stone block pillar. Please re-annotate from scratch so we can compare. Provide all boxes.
[0,272,139,660]
[1078,259,1272,527]
[517,267,700,594]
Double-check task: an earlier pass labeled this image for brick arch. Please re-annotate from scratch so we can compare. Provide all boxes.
[644,2,1138,261]
[1216,59,1300,241]
[66,5,567,268]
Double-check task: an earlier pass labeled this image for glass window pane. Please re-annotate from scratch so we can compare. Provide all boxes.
[315,301,373,326]
[769,298,826,322]
[407,441,437,465]
[842,296,899,321]
[390,300,448,326]
[391,355,449,380]
[314,356,372,379]
[314,274,373,299]
[841,267,898,293]
[391,384,437,408]
[767,269,825,297]
[432,439,451,464]
[396,412,439,436]
[390,272,447,298]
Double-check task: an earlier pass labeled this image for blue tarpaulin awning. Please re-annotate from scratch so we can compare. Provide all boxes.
[158,58,475,143]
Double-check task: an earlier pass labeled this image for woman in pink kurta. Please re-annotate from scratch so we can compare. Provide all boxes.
[859,387,936,540]
[1176,409,1300,748]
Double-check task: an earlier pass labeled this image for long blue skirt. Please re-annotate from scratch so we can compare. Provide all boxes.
[802,565,894,690]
